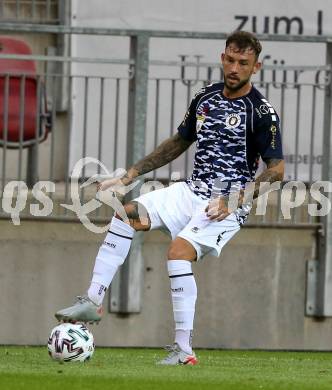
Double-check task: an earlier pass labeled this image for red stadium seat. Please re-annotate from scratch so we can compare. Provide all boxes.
[0,37,51,148]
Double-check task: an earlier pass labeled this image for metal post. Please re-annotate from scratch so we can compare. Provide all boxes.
[56,0,71,111]
[26,76,41,188]
[110,34,150,313]
[307,42,332,316]
[26,144,39,187]
[320,41,332,316]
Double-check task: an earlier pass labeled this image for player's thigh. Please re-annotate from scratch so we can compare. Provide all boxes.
[134,182,193,237]
[178,215,241,260]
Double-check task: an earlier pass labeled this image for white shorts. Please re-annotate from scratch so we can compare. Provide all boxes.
[134,181,246,260]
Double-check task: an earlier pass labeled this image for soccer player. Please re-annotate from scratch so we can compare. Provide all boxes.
[55,31,284,365]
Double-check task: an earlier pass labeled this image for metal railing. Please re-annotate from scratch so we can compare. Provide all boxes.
[0,26,330,226]
[0,24,331,314]
[0,0,59,23]
[0,58,327,224]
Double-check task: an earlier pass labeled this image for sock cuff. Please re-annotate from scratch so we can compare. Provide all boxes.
[167,260,192,277]
[109,216,135,238]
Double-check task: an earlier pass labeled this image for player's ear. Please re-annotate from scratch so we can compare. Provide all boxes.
[221,53,225,64]
[253,60,262,74]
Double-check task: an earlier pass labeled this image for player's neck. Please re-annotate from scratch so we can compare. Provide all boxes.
[223,82,252,99]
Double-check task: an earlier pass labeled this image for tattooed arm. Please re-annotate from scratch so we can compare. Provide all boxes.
[206,159,284,221]
[127,133,193,182]
[250,158,285,200]
[98,133,193,191]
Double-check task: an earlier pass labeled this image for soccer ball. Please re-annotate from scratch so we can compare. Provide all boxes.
[47,323,95,362]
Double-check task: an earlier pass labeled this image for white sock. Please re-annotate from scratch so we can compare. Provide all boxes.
[167,260,197,354]
[88,282,107,305]
[87,217,135,305]
[175,329,193,354]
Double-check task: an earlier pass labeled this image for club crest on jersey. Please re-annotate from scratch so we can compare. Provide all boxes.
[196,114,205,132]
[225,113,241,129]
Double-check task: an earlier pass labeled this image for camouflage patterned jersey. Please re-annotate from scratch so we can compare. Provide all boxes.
[178,82,283,200]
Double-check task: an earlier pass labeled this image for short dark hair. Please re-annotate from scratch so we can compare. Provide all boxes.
[225,31,262,59]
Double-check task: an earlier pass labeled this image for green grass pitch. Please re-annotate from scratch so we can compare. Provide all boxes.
[0,346,332,390]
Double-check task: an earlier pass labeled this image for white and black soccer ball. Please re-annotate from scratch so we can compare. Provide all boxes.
[47,323,95,362]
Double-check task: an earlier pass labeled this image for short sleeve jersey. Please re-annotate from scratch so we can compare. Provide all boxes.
[178,82,283,199]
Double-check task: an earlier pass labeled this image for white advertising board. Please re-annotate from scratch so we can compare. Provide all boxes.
[69,0,331,181]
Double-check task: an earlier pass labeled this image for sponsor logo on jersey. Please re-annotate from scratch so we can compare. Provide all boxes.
[225,113,241,129]
[191,226,200,233]
[259,104,269,115]
[270,125,277,149]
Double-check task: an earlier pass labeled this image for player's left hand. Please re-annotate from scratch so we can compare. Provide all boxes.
[205,197,230,221]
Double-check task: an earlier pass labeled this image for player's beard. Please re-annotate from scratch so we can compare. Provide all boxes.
[224,75,250,92]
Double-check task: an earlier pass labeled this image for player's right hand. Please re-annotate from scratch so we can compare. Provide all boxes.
[81,168,132,196]
[96,169,137,196]
[97,176,124,192]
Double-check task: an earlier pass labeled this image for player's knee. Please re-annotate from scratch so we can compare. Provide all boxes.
[113,203,134,227]
[114,205,127,222]
[115,202,150,231]
[167,238,197,261]
[115,203,134,220]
